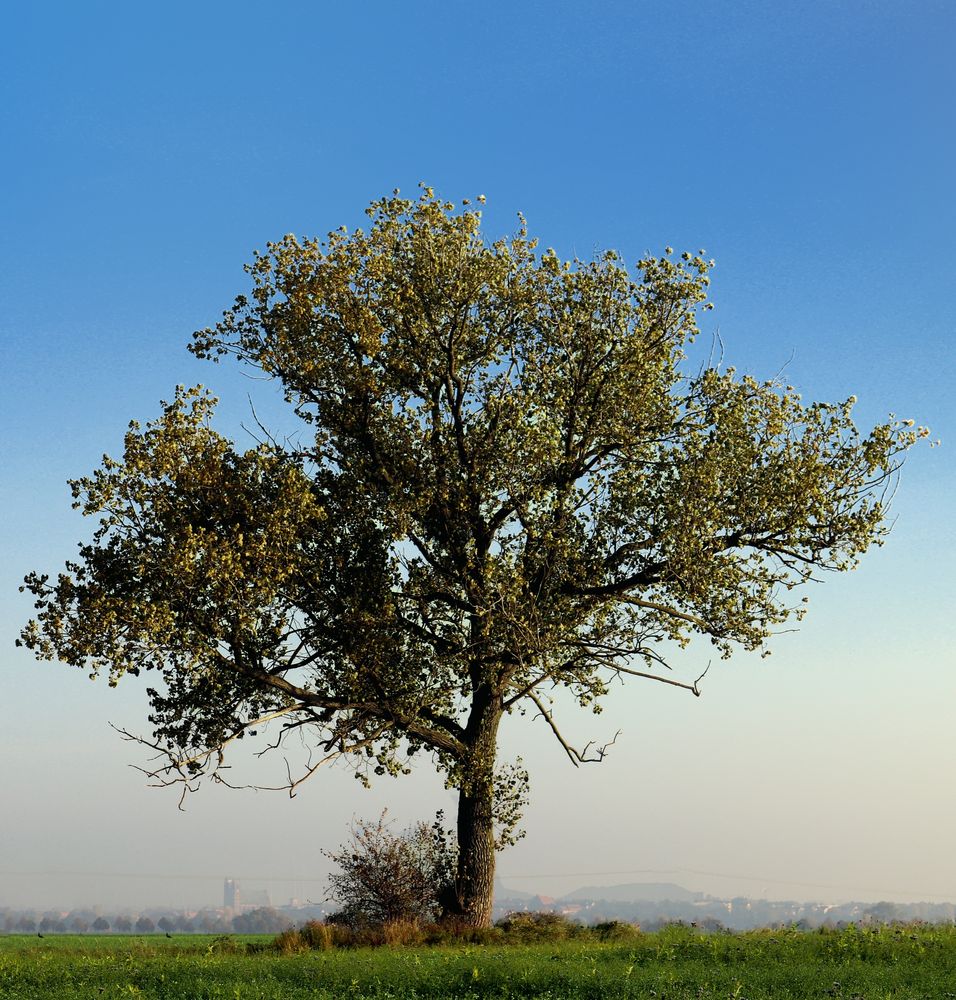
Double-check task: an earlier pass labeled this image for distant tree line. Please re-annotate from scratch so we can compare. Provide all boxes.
[0,906,297,935]
[493,896,956,931]
[5,895,956,936]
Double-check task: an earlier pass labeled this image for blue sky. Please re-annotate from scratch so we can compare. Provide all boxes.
[2,1,954,910]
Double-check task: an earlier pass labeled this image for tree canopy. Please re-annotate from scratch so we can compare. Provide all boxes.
[20,187,923,926]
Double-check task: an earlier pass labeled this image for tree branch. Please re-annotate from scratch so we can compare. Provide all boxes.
[527,692,622,767]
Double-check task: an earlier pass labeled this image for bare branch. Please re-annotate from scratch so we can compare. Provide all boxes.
[596,658,706,697]
[528,693,622,767]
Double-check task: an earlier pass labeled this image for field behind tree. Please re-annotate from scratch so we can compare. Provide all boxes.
[2,923,956,998]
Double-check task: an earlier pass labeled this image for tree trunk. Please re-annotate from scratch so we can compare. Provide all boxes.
[450,697,501,928]
[454,766,496,927]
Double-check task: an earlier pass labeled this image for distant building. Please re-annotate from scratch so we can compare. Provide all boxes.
[241,888,271,909]
[224,879,240,910]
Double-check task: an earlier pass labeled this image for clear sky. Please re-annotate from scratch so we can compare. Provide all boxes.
[2,1,954,912]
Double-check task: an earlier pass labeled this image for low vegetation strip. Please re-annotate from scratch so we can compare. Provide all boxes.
[2,924,956,998]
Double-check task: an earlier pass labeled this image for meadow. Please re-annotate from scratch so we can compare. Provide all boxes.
[2,923,956,999]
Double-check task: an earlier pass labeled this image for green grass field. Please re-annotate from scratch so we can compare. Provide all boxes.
[2,924,956,998]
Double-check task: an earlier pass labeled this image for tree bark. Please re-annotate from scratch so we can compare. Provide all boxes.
[450,697,501,928]
[454,766,497,927]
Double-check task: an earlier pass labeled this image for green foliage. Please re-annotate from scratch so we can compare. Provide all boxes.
[20,186,923,925]
[494,910,582,942]
[592,919,643,942]
[3,925,956,998]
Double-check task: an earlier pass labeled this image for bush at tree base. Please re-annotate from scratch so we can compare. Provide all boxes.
[325,812,457,927]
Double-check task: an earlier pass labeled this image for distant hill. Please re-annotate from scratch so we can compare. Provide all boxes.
[494,880,536,901]
[561,882,701,903]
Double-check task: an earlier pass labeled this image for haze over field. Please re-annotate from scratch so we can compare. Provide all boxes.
[2,2,954,914]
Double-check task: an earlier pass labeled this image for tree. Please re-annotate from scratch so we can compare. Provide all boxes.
[231,907,291,934]
[20,187,923,927]
[325,812,457,927]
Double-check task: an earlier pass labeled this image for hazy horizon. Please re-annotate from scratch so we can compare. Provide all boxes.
[3,2,954,921]
[8,867,956,916]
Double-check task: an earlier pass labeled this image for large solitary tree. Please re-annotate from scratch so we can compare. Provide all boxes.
[21,188,922,926]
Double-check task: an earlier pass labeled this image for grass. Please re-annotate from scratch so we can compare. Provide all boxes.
[2,923,956,998]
